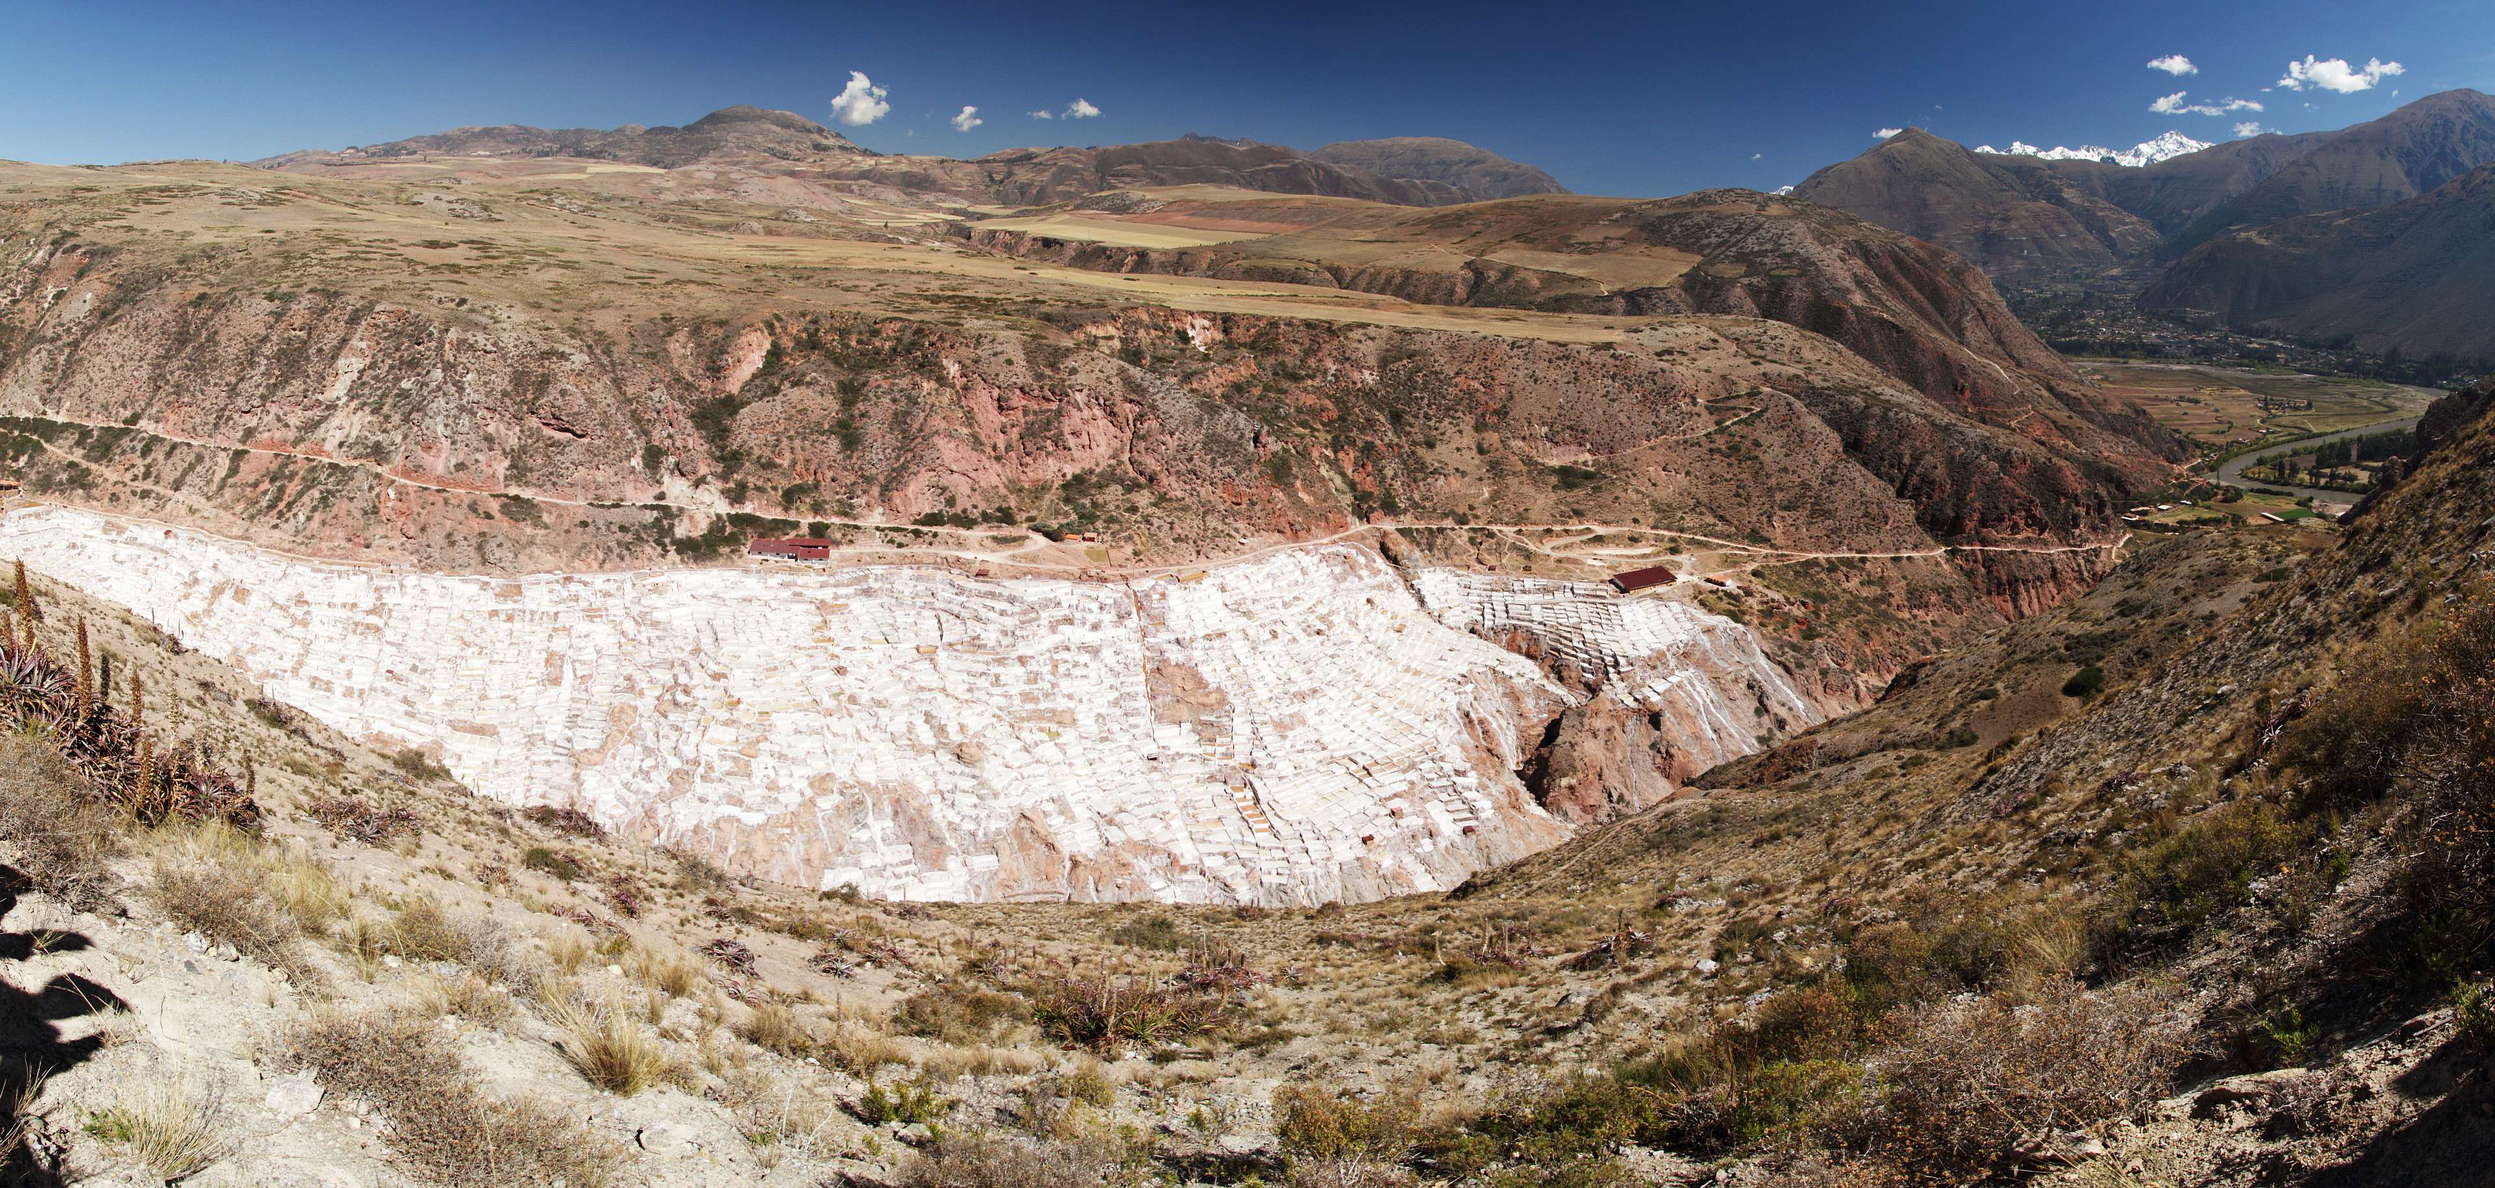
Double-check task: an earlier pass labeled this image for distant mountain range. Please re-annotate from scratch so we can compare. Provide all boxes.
[1974,130,2213,169]
[256,107,1568,207]
[2144,162,2495,366]
[1793,89,2495,365]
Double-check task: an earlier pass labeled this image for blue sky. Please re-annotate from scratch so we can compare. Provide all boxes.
[4,0,2490,195]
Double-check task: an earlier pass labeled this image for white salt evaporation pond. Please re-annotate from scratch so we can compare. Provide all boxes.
[0,506,1821,904]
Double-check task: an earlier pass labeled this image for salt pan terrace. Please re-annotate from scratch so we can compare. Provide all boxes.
[1413,569,1821,771]
[0,507,1820,904]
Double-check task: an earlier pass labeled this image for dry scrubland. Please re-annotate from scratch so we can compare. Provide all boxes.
[0,378,2487,1185]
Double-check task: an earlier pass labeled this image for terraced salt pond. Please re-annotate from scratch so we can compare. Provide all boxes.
[0,506,1820,904]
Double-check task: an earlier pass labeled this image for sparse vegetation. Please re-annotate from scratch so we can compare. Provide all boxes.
[290,1010,622,1185]
[80,1074,235,1182]
[541,991,669,1095]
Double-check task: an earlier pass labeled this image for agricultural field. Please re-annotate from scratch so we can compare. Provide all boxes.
[2078,360,2440,448]
[968,212,1253,248]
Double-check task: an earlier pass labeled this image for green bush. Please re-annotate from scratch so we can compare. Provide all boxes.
[521,847,585,881]
[2060,665,2106,698]
[853,1077,955,1125]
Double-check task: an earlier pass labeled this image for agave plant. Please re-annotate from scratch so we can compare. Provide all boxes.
[0,645,68,719]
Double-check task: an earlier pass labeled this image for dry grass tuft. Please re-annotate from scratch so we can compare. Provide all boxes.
[290,1009,621,1186]
[1848,978,2190,1178]
[899,1128,1159,1188]
[739,1002,817,1058]
[0,733,122,910]
[540,988,670,1096]
[147,823,329,967]
[820,1020,911,1074]
[417,971,518,1025]
[79,1073,236,1182]
[630,945,707,998]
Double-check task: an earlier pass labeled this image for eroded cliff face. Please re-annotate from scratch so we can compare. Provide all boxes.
[0,225,2116,629]
[0,506,1830,904]
[1413,568,1821,823]
[956,194,2186,492]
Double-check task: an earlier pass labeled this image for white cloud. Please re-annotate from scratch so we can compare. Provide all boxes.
[950,105,983,132]
[1027,109,1053,119]
[2276,55,2404,93]
[1064,98,1102,119]
[2233,121,2265,138]
[1750,152,1762,160]
[1874,127,1903,139]
[2147,54,2198,76]
[2151,91,2265,117]
[829,71,891,126]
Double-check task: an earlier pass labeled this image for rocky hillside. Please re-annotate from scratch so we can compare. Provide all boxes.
[1795,90,2495,300]
[963,188,2187,500]
[1308,136,1568,201]
[0,158,2162,623]
[1791,127,2338,284]
[1788,128,2165,283]
[969,136,1464,206]
[2168,87,2495,250]
[2144,163,2495,368]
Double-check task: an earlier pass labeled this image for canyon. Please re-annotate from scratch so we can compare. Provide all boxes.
[0,112,2173,910]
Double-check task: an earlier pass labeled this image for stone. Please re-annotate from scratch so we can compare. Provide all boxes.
[635,1121,704,1155]
[265,1073,325,1119]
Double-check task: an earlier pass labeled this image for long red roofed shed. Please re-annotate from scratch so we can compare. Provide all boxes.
[1607,565,1676,594]
[749,538,835,562]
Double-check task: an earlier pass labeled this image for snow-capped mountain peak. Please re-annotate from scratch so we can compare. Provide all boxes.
[1971,130,2212,168]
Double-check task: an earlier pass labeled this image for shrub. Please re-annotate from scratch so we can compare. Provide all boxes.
[0,735,122,909]
[2277,588,2495,986]
[148,825,332,966]
[853,1076,955,1125]
[1847,979,2188,1179]
[895,987,1027,1045]
[521,846,586,881]
[1106,914,1185,950]
[1276,1084,1417,1171]
[521,803,604,838]
[2092,798,2313,958]
[305,794,419,844]
[1024,973,1241,1050]
[290,1011,620,1185]
[2454,982,2495,1050]
[2060,666,2106,698]
[630,946,707,998]
[900,1129,1156,1188]
[740,1002,817,1057]
[388,897,476,963]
